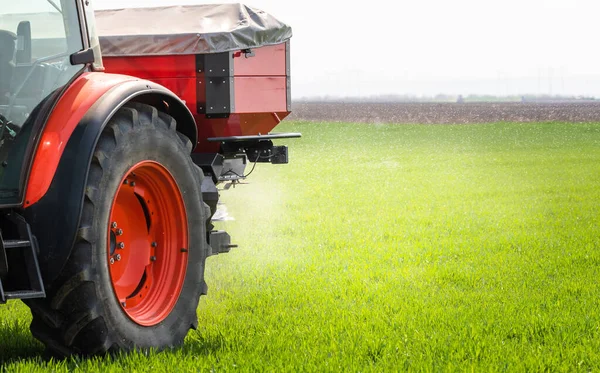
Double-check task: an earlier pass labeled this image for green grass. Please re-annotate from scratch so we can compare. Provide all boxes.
[1,121,600,372]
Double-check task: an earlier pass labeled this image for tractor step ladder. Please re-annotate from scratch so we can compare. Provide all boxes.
[0,214,45,303]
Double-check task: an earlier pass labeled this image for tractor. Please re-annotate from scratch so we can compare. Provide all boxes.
[0,0,296,356]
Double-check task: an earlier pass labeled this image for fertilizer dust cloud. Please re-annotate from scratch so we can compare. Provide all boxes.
[211,173,289,265]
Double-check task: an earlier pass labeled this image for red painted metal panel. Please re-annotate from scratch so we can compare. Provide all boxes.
[148,77,197,114]
[25,72,137,207]
[233,44,286,76]
[234,77,287,113]
[103,55,196,79]
[103,56,198,115]
[194,111,290,153]
[237,112,290,135]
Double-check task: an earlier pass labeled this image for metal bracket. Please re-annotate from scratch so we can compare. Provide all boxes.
[245,144,289,164]
[208,230,237,256]
[207,132,301,143]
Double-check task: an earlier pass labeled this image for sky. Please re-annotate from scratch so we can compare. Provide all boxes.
[89,0,600,98]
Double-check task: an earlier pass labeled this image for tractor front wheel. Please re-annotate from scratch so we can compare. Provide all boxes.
[26,102,209,356]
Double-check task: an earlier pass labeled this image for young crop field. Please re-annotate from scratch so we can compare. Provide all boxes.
[1,120,600,371]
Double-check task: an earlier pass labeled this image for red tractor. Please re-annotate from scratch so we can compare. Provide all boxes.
[0,0,295,356]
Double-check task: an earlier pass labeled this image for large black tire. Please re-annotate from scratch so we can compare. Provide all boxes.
[24,102,209,356]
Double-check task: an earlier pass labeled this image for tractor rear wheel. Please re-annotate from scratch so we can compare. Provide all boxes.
[25,102,209,356]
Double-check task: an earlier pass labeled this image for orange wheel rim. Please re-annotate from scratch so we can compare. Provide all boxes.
[107,161,188,326]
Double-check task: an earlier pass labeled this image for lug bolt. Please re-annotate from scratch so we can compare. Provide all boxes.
[121,302,126,307]
[130,181,136,187]
[116,254,121,261]
[150,256,157,262]
[151,242,158,247]
[111,222,118,229]
[116,229,123,236]
[118,242,125,249]
[123,179,128,185]
[110,258,115,265]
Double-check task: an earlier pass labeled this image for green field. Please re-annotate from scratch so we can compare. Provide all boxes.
[1,121,600,371]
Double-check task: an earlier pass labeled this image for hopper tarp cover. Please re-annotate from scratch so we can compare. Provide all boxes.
[95,3,293,56]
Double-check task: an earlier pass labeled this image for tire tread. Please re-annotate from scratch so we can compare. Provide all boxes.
[26,103,208,356]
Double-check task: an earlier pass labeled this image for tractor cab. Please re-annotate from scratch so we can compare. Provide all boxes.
[0,0,92,205]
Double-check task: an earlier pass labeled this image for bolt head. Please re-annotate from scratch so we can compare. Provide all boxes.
[130,181,136,187]
[111,222,118,229]
[118,242,125,249]
[116,254,121,261]
[151,242,158,247]
[150,256,157,262]
[110,258,115,265]
[116,229,123,236]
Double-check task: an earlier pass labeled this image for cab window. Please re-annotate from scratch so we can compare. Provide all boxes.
[0,1,85,203]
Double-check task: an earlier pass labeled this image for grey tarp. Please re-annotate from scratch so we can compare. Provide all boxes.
[95,4,292,57]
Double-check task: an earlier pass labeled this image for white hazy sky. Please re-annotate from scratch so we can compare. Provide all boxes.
[93,0,600,98]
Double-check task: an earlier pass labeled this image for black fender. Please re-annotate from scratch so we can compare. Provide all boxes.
[24,79,197,284]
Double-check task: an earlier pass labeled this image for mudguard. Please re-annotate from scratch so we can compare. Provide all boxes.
[24,74,197,284]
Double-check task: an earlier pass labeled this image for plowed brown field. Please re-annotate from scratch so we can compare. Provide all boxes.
[288,102,600,124]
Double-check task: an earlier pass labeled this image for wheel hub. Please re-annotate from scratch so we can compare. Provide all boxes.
[107,161,188,326]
